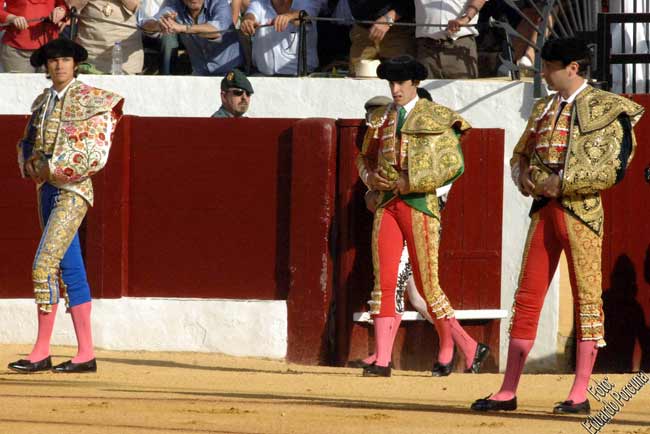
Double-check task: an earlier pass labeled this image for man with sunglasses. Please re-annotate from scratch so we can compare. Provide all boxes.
[212,68,254,117]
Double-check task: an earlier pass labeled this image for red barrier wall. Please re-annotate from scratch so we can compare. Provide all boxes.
[0,115,338,365]
[0,115,39,298]
[597,94,650,373]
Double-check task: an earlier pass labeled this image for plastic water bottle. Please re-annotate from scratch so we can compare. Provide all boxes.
[111,42,123,75]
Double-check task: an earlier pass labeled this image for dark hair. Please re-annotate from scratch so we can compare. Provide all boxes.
[541,38,591,77]
[416,87,432,101]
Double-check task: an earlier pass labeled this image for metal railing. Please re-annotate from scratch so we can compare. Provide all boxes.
[597,12,650,93]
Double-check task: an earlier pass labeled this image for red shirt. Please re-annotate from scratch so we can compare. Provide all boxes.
[0,0,67,50]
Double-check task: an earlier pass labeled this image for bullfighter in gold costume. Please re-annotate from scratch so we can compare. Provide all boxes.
[356,55,489,377]
[9,38,124,374]
[472,38,644,414]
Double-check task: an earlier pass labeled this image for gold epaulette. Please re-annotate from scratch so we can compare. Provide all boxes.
[576,86,645,133]
[401,99,471,134]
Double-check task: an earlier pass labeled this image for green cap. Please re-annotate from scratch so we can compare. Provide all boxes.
[221,69,254,94]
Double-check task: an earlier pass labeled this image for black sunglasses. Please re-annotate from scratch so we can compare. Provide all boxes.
[228,89,251,97]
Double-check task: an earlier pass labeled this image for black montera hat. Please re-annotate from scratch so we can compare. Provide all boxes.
[376,55,428,82]
[541,38,590,66]
[221,69,254,94]
[30,38,88,68]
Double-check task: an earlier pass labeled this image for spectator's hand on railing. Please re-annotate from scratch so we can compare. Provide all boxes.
[7,14,29,30]
[369,15,392,43]
[50,6,67,25]
[447,16,470,34]
[240,16,258,36]
[159,13,182,34]
[273,13,294,32]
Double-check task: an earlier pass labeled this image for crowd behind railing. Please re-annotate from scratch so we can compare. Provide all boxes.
[1,0,649,87]
[0,0,564,79]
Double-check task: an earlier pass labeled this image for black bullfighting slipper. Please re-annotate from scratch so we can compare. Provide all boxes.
[7,356,52,373]
[553,399,590,415]
[52,358,97,373]
[347,359,373,369]
[431,361,453,377]
[465,343,490,373]
[470,395,517,412]
[362,363,391,377]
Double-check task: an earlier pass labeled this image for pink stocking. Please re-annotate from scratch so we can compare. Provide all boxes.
[374,317,394,367]
[492,338,534,401]
[433,318,454,364]
[566,340,598,403]
[448,318,478,369]
[363,314,402,365]
[27,304,58,362]
[70,302,95,363]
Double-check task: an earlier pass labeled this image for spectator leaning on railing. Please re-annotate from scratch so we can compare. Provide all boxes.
[68,0,144,74]
[0,0,67,72]
[141,0,243,75]
[414,0,486,79]
[240,0,320,75]
[347,0,415,77]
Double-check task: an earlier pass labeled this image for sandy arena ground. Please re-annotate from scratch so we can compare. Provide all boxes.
[1,344,649,434]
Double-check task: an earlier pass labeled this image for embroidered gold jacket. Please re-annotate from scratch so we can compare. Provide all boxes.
[511,86,644,235]
[18,81,124,206]
[357,98,470,219]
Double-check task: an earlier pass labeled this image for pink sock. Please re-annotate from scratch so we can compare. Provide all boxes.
[433,318,454,364]
[390,314,402,349]
[363,314,402,365]
[374,317,394,367]
[70,302,95,363]
[28,304,58,362]
[448,318,478,369]
[492,338,534,401]
[566,340,598,403]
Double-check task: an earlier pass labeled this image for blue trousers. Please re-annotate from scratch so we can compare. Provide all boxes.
[33,183,91,309]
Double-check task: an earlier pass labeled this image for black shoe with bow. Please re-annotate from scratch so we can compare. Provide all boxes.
[471,395,517,412]
[431,360,454,377]
[362,363,391,377]
[7,356,52,373]
[465,343,490,373]
[347,359,372,369]
[553,399,590,414]
[52,359,97,373]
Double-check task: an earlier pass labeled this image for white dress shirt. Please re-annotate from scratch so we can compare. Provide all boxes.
[414,0,481,40]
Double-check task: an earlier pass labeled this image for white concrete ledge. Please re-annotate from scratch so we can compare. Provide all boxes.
[353,309,508,323]
[0,297,287,359]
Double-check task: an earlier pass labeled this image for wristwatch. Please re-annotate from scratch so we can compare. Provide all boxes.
[383,14,394,25]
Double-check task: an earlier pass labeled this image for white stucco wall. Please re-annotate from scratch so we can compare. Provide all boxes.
[0,298,287,358]
[0,74,559,369]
